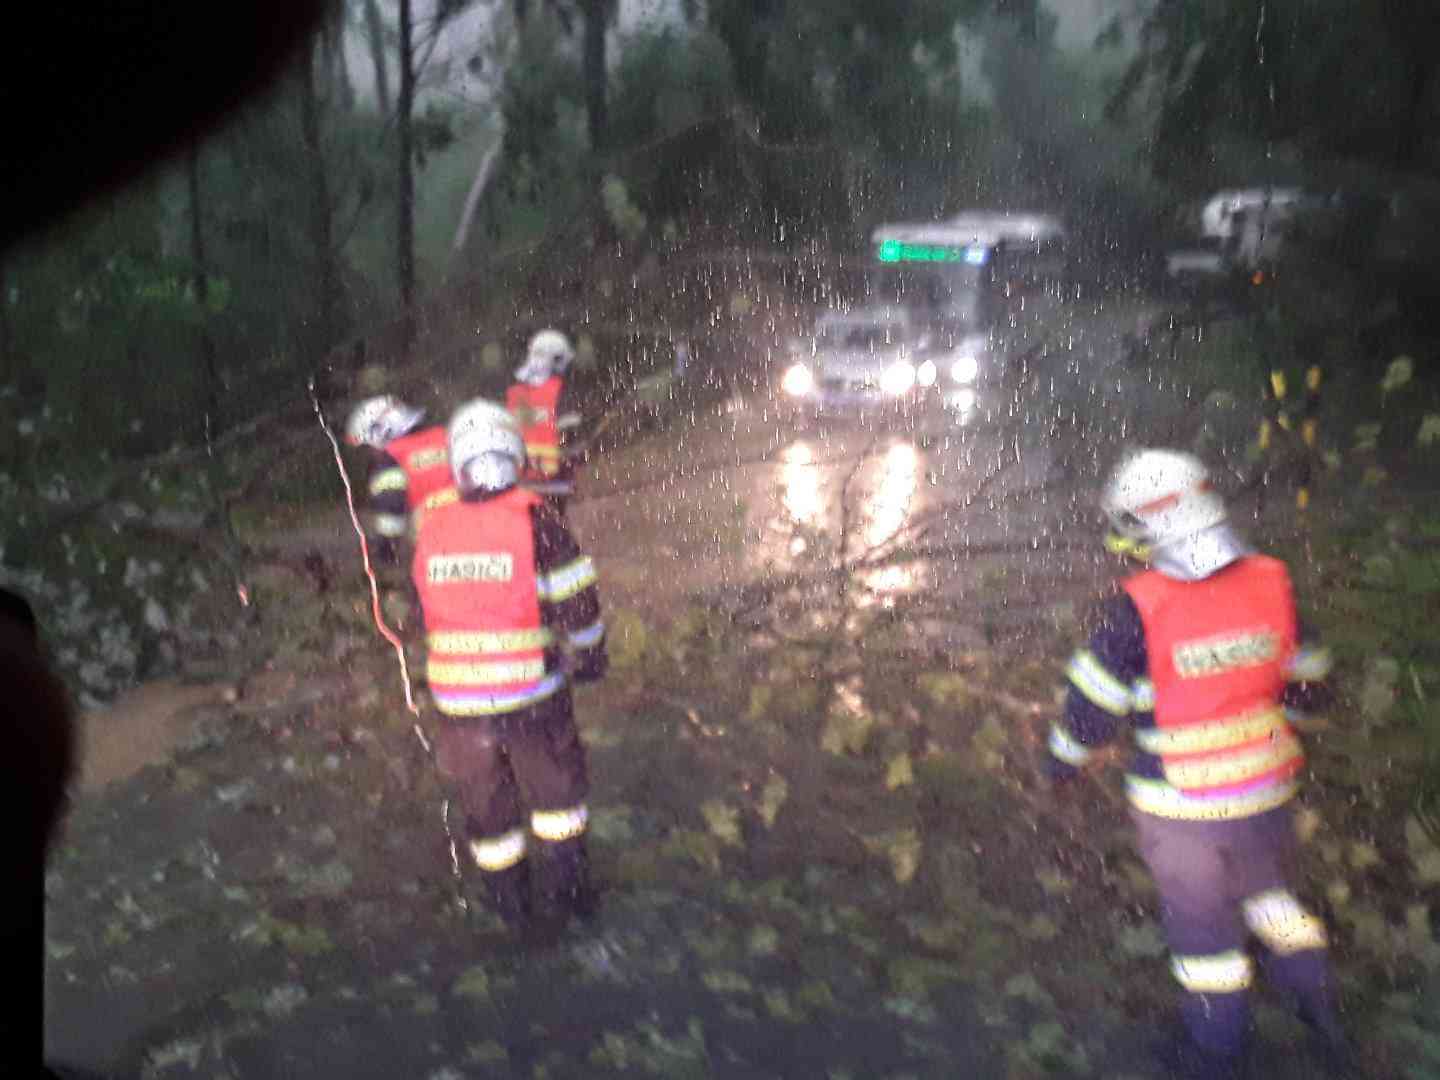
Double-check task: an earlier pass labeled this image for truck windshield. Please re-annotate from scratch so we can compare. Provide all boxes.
[817,322,909,351]
[868,263,988,311]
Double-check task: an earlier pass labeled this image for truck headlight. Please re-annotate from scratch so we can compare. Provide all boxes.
[950,387,977,412]
[880,361,916,396]
[782,362,815,397]
[951,355,979,384]
[916,359,938,387]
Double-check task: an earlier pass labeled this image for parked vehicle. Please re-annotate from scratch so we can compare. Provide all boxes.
[779,211,1068,418]
[778,305,982,417]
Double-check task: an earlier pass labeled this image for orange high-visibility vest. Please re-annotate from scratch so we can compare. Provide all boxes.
[1124,555,1303,800]
[506,377,565,480]
[413,487,561,717]
[386,426,453,514]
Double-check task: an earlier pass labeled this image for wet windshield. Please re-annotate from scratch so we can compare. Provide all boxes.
[12,3,1438,1078]
[870,263,989,315]
[818,320,911,352]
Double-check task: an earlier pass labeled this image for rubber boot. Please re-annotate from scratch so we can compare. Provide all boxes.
[1159,992,1251,1080]
[539,837,600,924]
[480,861,533,932]
[1151,1029,1248,1080]
[1269,951,1356,1075]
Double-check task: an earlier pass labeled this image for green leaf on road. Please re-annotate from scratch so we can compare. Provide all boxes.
[1116,921,1168,959]
[700,800,743,847]
[758,774,788,828]
[452,966,491,1001]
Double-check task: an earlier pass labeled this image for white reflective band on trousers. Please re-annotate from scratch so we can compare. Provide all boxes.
[1171,950,1254,994]
[469,828,527,871]
[1048,723,1092,766]
[1242,888,1328,954]
[532,804,589,842]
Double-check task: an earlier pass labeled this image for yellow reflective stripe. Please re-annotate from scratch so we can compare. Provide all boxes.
[470,829,526,871]
[1131,678,1155,711]
[1136,708,1287,756]
[526,444,563,459]
[1126,775,1297,821]
[1271,371,1288,400]
[1048,723,1092,766]
[373,513,408,538]
[1160,734,1303,790]
[1066,650,1132,716]
[1242,889,1328,955]
[1172,951,1253,994]
[1288,646,1332,682]
[431,674,564,717]
[531,804,589,842]
[539,557,598,603]
[423,487,459,512]
[427,629,553,653]
[427,658,547,685]
[369,467,408,496]
[406,448,447,472]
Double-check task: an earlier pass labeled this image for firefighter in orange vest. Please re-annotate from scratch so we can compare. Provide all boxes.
[345,395,454,564]
[507,329,583,518]
[1045,449,1351,1079]
[413,399,607,934]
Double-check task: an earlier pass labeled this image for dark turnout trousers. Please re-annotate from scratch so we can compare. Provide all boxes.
[433,687,593,924]
[1131,804,1341,1061]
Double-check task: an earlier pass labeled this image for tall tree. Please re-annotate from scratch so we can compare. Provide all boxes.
[706,0,983,148]
[0,258,9,388]
[993,0,1045,42]
[185,146,222,430]
[1109,0,1440,181]
[451,7,523,263]
[300,38,340,353]
[577,0,616,153]
[364,0,392,114]
[397,0,417,346]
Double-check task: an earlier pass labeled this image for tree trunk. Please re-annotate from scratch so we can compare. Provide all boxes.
[451,139,505,266]
[997,0,1042,43]
[450,20,521,270]
[300,42,338,353]
[581,0,609,153]
[186,143,251,580]
[1399,55,1437,166]
[186,146,222,432]
[364,0,391,115]
[332,3,356,112]
[398,0,416,348]
[0,257,9,386]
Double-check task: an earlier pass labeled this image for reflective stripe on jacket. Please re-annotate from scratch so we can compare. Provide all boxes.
[414,487,561,716]
[385,425,454,515]
[1122,556,1302,805]
[507,377,565,480]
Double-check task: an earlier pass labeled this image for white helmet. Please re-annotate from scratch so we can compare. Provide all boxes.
[448,399,525,495]
[345,395,426,448]
[1102,448,1249,581]
[515,329,575,386]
